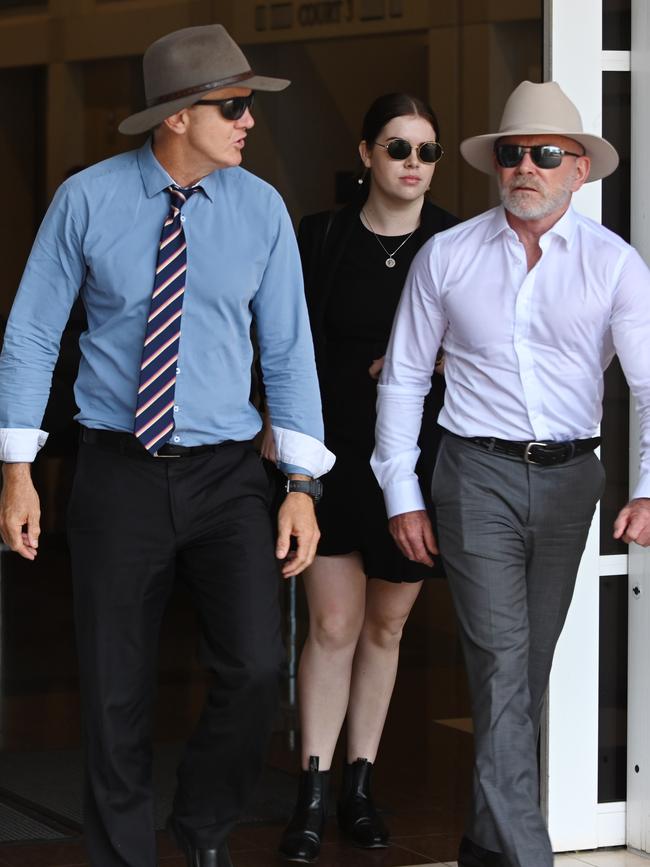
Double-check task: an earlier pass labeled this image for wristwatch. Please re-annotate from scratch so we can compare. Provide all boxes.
[285,478,323,503]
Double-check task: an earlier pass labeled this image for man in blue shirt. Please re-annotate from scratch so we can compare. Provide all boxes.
[0,24,333,867]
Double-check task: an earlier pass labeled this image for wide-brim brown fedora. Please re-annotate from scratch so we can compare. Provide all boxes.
[119,24,290,135]
[460,80,619,182]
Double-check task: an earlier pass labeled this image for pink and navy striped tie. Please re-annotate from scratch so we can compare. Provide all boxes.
[134,185,199,453]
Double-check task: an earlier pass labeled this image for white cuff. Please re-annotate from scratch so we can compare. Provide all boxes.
[632,472,650,501]
[383,477,426,519]
[272,426,335,478]
[0,428,49,463]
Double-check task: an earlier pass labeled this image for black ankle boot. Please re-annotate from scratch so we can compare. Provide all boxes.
[337,758,389,848]
[279,756,330,863]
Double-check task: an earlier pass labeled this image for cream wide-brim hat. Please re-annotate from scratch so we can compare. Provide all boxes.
[460,80,619,182]
[119,24,290,136]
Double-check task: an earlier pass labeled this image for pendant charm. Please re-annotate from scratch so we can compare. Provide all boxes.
[362,209,416,269]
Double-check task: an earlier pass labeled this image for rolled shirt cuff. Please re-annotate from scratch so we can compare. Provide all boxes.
[0,428,49,462]
[272,425,335,479]
[278,462,314,476]
[383,477,426,519]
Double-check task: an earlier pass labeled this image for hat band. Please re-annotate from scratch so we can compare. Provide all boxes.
[147,70,255,107]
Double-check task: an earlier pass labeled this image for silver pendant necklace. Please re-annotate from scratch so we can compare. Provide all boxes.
[362,209,416,268]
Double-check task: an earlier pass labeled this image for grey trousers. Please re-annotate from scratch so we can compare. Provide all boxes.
[432,434,605,867]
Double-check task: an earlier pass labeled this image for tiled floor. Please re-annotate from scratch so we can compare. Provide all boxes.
[0,840,646,867]
[407,853,650,867]
[554,853,650,867]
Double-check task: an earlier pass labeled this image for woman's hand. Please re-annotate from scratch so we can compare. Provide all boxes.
[368,356,385,380]
[260,411,277,464]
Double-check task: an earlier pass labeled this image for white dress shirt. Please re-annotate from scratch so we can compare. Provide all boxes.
[372,205,650,517]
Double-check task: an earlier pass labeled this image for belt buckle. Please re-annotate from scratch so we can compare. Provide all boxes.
[523,441,548,464]
[152,448,181,458]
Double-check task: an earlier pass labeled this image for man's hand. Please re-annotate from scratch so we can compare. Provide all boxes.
[613,497,650,547]
[0,463,41,560]
[276,490,320,578]
[389,509,439,566]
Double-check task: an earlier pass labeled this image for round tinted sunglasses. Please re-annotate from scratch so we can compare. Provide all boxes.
[494,143,584,169]
[375,138,444,164]
[194,93,255,121]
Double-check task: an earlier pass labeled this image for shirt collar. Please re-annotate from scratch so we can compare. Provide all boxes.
[486,202,578,248]
[137,139,217,202]
[485,206,512,242]
[546,204,577,248]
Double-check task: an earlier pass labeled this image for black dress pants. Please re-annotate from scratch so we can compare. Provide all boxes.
[67,438,284,867]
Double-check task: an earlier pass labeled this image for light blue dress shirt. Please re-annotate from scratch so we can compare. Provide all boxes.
[0,142,334,477]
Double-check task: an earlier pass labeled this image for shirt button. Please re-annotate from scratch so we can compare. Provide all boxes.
[174,405,180,413]
[173,435,181,443]
[180,215,186,223]
[176,367,180,375]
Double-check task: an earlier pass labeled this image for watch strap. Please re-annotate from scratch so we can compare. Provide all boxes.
[285,478,322,501]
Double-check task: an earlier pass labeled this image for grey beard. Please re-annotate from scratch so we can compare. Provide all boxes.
[499,177,574,221]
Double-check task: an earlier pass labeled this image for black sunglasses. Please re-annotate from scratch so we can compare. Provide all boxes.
[375,138,444,164]
[193,93,255,121]
[494,143,584,169]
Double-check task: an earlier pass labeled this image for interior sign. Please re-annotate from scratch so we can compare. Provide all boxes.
[254,1,403,32]
[298,1,351,25]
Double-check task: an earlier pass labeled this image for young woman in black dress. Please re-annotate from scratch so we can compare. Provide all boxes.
[273,93,458,862]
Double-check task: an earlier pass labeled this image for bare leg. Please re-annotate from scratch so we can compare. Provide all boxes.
[298,553,367,770]
[346,578,422,762]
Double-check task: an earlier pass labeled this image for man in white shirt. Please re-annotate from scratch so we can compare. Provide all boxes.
[372,80,650,867]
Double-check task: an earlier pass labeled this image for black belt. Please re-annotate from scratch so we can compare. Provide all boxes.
[81,427,241,458]
[447,431,600,466]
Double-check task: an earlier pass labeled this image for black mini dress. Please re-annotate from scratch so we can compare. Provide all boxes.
[298,201,459,582]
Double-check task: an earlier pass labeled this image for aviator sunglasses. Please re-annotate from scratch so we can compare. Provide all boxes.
[375,137,444,164]
[194,93,255,120]
[494,143,584,169]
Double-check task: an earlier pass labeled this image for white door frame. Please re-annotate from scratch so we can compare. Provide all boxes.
[541,0,630,851]
[626,0,650,853]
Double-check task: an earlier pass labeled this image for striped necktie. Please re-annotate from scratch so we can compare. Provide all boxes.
[134,184,199,454]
